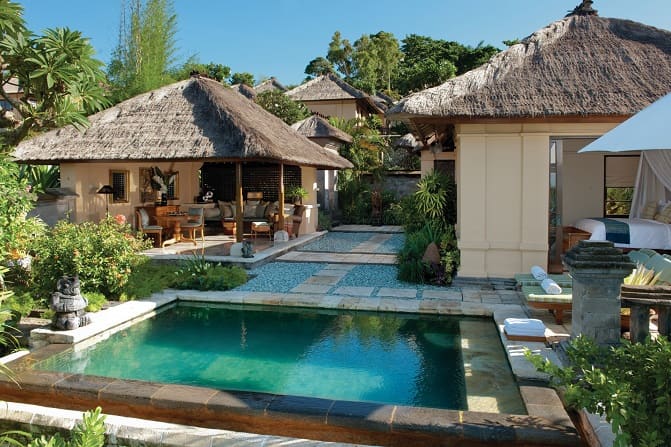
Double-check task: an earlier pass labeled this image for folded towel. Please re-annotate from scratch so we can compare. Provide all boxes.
[531,265,547,281]
[503,318,547,337]
[541,278,562,295]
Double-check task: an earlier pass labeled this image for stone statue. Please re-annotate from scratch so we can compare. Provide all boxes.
[241,239,254,258]
[51,275,91,330]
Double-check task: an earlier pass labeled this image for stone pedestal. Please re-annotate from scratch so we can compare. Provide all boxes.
[563,240,634,346]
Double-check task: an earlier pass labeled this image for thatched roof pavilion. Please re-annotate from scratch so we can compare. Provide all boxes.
[287,73,384,116]
[291,114,353,145]
[387,6,671,128]
[13,76,352,170]
[254,77,287,94]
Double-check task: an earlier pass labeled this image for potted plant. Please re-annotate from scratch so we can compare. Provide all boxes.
[151,166,176,205]
[285,185,307,204]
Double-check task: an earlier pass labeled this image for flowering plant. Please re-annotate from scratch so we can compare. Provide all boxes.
[150,166,176,194]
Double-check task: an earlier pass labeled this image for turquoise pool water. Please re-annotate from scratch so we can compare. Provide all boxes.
[37,304,523,411]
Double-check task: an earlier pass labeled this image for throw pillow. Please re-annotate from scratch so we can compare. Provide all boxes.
[244,204,258,218]
[246,200,260,206]
[204,207,220,219]
[640,201,657,220]
[218,201,234,218]
[654,203,671,223]
[255,201,269,218]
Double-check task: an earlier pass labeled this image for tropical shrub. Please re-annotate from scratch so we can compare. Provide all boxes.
[397,224,436,283]
[526,335,671,447]
[171,256,248,291]
[414,169,456,229]
[0,155,45,261]
[30,218,151,302]
[317,210,333,231]
[119,260,178,301]
[10,407,107,447]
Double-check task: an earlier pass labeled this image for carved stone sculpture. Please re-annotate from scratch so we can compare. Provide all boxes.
[241,239,254,258]
[51,275,91,330]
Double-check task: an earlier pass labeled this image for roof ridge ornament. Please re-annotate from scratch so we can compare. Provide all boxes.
[566,0,598,17]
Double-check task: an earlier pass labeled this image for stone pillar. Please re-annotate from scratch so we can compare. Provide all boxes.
[564,240,634,346]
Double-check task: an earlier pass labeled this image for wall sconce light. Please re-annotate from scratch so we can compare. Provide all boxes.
[97,185,114,215]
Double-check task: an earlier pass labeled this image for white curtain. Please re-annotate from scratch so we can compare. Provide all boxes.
[631,150,671,217]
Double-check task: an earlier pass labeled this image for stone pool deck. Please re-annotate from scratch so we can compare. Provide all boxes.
[0,225,587,446]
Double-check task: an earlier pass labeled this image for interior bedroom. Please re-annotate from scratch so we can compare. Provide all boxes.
[549,137,671,273]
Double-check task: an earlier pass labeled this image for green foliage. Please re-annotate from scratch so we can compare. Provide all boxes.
[414,169,457,229]
[30,218,151,302]
[170,56,230,82]
[18,164,60,193]
[327,31,353,78]
[82,292,107,312]
[304,56,334,79]
[397,224,436,283]
[107,0,177,102]
[119,260,176,301]
[26,407,106,447]
[526,336,671,447]
[308,31,499,97]
[230,72,254,86]
[0,2,108,145]
[317,210,332,231]
[255,90,310,125]
[352,31,402,93]
[171,256,247,291]
[0,155,44,259]
[284,184,308,203]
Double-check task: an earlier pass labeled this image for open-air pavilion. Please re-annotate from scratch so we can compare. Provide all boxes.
[13,75,353,246]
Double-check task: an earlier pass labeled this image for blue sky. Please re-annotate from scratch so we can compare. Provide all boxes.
[21,1,671,87]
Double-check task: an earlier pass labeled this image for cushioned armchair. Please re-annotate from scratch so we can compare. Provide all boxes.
[136,209,163,247]
[181,207,205,243]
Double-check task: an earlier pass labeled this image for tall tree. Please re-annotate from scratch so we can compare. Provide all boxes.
[230,72,254,86]
[326,31,353,78]
[304,56,333,79]
[255,90,309,125]
[352,32,401,94]
[0,1,108,147]
[107,0,178,102]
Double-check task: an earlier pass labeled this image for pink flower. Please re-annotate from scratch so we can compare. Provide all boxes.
[114,214,127,225]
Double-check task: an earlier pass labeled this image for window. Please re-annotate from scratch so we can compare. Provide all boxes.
[604,155,639,217]
[166,172,179,199]
[110,170,129,203]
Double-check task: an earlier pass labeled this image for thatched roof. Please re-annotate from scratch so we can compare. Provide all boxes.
[230,83,257,100]
[13,77,353,169]
[387,13,671,121]
[254,77,287,93]
[287,73,384,115]
[291,114,353,144]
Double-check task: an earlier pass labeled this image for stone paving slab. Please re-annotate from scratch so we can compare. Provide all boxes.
[376,288,418,298]
[332,286,375,296]
[291,284,333,294]
[278,251,397,264]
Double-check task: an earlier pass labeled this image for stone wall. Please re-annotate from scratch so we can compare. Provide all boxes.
[363,171,420,199]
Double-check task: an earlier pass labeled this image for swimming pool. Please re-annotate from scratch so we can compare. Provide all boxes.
[36,303,524,413]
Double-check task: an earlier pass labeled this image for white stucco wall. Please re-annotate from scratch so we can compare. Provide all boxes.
[454,122,619,278]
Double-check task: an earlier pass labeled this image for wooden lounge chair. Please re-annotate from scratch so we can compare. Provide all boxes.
[136,209,163,247]
[521,285,573,325]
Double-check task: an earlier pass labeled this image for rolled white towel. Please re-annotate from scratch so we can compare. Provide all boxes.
[541,278,562,295]
[504,318,547,337]
[531,265,547,281]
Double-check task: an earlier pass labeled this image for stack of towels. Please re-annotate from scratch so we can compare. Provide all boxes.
[503,318,547,338]
[531,265,562,294]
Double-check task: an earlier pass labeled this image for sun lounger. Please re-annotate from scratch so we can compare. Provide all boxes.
[521,285,573,325]
[514,273,573,288]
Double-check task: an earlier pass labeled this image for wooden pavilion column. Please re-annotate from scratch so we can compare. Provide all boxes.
[278,163,285,230]
[235,162,244,242]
